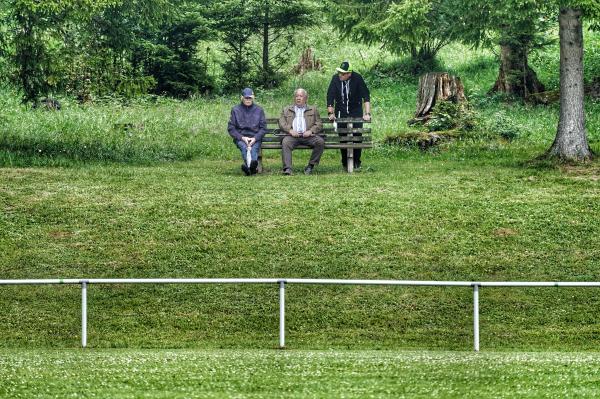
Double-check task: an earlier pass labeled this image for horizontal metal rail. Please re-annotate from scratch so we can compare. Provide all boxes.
[4,278,600,286]
[1,278,599,350]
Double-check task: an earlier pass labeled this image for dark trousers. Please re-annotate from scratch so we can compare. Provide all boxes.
[337,121,362,168]
[281,135,325,170]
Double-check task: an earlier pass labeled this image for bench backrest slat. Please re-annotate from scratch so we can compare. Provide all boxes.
[266,117,369,124]
[262,136,371,143]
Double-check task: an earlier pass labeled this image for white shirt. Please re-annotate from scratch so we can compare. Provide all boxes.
[293,106,307,133]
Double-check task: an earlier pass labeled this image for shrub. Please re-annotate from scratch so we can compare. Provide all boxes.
[487,111,522,141]
[426,101,477,132]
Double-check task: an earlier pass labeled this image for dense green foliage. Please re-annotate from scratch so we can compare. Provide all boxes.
[2,350,600,398]
[140,6,215,97]
[0,0,316,100]
[448,0,554,47]
[0,0,217,101]
[6,0,118,103]
[208,0,315,90]
[1,0,599,102]
[327,0,457,69]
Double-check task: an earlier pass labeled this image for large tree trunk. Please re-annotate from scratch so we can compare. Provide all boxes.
[490,41,545,99]
[546,8,593,161]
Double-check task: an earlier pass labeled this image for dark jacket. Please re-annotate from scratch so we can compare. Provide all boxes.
[278,105,322,135]
[227,103,267,142]
[326,72,370,117]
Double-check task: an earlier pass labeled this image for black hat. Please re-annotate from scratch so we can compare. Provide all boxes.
[336,61,352,73]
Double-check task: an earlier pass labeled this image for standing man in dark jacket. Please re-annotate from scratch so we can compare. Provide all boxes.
[227,87,267,175]
[326,61,371,170]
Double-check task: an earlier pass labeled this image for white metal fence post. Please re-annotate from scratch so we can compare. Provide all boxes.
[279,280,286,349]
[81,280,88,348]
[3,278,600,349]
[473,284,480,352]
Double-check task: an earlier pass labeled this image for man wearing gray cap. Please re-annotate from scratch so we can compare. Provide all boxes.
[227,88,267,175]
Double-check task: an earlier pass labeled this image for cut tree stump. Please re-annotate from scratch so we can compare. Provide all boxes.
[411,72,466,123]
[293,48,322,75]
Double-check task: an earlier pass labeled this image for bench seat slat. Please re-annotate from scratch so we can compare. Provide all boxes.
[262,136,371,143]
[321,128,371,134]
[266,129,371,134]
[262,143,373,149]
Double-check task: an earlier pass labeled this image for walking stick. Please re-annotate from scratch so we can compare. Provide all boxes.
[246,145,252,168]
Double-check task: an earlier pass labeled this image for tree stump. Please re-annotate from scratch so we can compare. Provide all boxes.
[411,72,466,123]
[293,48,322,75]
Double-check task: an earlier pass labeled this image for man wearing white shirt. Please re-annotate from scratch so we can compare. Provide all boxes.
[278,88,324,175]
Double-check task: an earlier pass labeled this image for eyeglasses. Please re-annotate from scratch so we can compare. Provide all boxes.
[243,96,253,99]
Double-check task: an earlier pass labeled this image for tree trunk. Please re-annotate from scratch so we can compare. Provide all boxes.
[490,42,545,99]
[262,11,269,79]
[15,9,46,104]
[412,72,466,122]
[546,8,593,161]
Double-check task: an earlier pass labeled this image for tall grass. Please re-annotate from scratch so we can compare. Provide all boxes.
[0,96,234,166]
[2,26,600,166]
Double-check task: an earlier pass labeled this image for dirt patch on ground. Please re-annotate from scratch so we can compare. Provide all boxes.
[493,228,518,237]
[49,230,73,239]
[561,165,600,182]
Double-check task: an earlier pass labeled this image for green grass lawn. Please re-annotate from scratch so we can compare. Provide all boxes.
[2,151,600,350]
[1,349,600,398]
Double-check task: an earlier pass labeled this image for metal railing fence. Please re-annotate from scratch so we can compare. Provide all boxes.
[2,278,600,351]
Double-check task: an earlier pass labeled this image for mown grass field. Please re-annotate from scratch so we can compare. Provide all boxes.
[2,349,600,398]
[1,153,600,350]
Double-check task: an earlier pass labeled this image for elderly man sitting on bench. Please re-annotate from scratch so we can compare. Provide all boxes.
[278,88,324,175]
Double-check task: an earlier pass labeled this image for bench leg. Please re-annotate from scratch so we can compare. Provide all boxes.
[346,122,354,173]
[346,148,354,173]
[258,148,263,174]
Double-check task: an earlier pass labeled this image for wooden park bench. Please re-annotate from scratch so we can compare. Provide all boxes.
[258,117,372,173]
